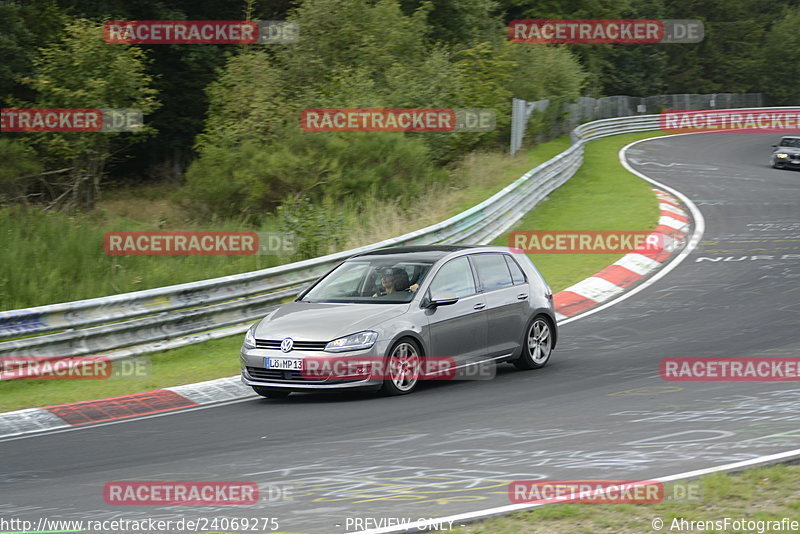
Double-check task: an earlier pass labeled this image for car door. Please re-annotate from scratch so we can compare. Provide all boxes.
[423,256,488,369]
[469,253,526,359]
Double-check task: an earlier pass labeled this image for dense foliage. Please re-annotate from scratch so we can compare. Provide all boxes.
[1,0,797,217]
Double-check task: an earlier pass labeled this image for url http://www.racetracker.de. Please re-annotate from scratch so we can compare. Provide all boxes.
[0,516,281,533]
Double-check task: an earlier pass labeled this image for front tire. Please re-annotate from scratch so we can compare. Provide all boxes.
[514,316,553,370]
[252,386,291,399]
[380,338,422,396]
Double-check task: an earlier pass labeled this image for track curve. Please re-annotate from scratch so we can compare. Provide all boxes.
[2,132,799,533]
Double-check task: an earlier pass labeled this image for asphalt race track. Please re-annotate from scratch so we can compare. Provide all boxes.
[2,132,799,533]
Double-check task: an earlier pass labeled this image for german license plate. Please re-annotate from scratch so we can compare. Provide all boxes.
[265,357,303,370]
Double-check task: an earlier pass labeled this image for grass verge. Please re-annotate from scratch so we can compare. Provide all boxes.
[491,131,668,292]
[452,463,800,534]
[0,337,241,411]
[0,140,569,310]
[0,131,666,412]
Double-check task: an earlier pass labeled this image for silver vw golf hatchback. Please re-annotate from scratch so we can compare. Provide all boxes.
[240,245,557,398]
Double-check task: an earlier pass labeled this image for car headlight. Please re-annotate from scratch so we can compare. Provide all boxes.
[243,324,257,349]
[325,331,378,352]
[776,153,789,158]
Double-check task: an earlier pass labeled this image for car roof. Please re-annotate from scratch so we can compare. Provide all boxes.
[350,245,474,262]
[348,245,511,262]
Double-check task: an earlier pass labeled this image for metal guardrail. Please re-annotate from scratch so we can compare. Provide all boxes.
[510,93,765,154]
[0,108,777,361]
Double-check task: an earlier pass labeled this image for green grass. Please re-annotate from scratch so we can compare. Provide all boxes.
[453,464,800,534]
[0,139,571,311]
[0,207,288,310]
[491,131,668,292]
[0,131,667,412]
[450,137,572,215]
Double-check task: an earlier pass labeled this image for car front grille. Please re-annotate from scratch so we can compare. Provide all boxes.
[246,366,310,381]
[254,339,328,351]
[245,366,363,384]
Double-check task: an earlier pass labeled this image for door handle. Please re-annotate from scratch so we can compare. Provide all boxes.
[473,303,486,310]
[517,293,529,300]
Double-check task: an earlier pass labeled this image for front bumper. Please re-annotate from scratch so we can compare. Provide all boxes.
[773,156,800,168]
[240,344,388,391]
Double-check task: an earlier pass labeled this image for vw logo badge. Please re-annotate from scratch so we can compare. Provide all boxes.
[280,337,294,353]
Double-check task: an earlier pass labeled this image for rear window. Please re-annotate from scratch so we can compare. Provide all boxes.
[504,255,526,285]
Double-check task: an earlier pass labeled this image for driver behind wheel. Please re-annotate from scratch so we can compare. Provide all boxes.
[372,267,419,297]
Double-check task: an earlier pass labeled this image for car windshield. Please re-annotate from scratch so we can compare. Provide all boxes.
[299,258,434,303]
[779,138,800,148]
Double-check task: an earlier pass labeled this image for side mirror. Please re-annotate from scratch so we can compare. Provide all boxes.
[427,291,459,308]
[772,144,777,148]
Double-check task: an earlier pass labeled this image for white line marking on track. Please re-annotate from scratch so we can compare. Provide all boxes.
[352,447,800,533]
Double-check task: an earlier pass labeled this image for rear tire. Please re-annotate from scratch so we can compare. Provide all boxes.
[380,338,422,396]
[252,386,291,399]
[514,315,553,370]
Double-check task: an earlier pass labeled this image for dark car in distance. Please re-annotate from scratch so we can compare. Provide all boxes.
[772,136,800,170]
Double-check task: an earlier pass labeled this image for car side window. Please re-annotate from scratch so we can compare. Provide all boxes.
[472,253,514,292]
[504,254,526,285]
[428,257,476,298]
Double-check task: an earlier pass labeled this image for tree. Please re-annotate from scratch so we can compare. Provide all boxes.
[662,0,765,94]
[195,50,291,151]
[508,44,585,102]
[501,0,629,96]
[600,0,667,96]
[397,0,503,47]
[760,5,800,105]
[0,0,66,107]
[19,17,159,209]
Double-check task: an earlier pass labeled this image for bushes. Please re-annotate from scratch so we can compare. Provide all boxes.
[179,0,527,219]
[277,197,347,260]
[0,139,43,204]
[182,126,447,223]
